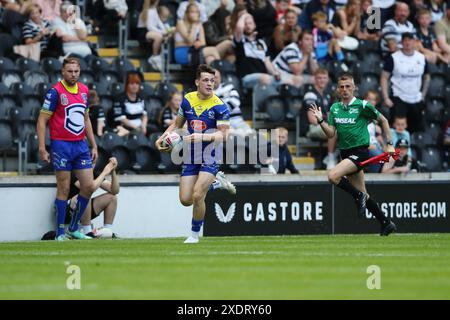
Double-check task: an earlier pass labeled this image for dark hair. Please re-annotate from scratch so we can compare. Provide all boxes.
[62,57,80,68]
[298,30,313,42]
[196,64,215,79]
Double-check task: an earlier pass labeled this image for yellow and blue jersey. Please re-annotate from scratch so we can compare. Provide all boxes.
[178,92,230,176]
[178,92,230,133]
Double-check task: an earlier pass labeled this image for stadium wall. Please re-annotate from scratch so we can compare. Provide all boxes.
[0,174,449,241]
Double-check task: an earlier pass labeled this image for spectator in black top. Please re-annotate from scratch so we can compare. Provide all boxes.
[233,12,281,89]
[266,127,299,174]
[113,73,148,136]
[246,0,277,42]
[158,91,182,130]
[88,90,106,137]
[416,8,450,64]
[381,139,419,173]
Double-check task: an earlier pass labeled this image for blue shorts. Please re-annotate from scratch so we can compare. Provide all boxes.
[181,163,219,177]
[51,139,93,171]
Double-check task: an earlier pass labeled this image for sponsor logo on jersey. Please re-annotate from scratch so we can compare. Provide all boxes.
[208,110,215,119]
[334,118,356,124]
[348,108,359,114]
[190,120,207,132]
[42,99,51,110]
[81,93,88,103]
[64,104,86,135]
[61,94,69,106]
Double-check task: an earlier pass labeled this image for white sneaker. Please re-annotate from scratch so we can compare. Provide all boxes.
[215,171,236,194]
[183,236,199,244]
[326,155,336,170]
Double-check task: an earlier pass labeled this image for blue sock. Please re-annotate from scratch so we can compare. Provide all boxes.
[191,219,203,232]
[69,195,89,232]
[208,180,221,192]
[336,51,345,61]
[55,199,68,237]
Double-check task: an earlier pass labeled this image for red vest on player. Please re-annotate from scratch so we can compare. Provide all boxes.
[49,81,89,141]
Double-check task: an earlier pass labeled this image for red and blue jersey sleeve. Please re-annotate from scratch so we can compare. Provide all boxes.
[41,88,59,115]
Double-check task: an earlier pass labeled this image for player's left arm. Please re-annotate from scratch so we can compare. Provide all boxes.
[84,111,98,164]
[362,101,395,154]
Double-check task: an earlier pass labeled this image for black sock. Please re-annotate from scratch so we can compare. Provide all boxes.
[336,177,362,199]
[366,197,390,226]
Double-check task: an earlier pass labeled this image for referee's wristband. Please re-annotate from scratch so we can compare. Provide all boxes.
[318,119,324,124]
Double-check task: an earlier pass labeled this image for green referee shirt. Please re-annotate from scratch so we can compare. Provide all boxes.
[328,97,380,150]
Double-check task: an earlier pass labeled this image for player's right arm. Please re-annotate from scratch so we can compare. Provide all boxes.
[155,114,186,152]
[37,88,58,163]
[310,103,336,138]
[37,112,51,162]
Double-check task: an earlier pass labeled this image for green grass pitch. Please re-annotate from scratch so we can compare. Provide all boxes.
[1,234,450,299]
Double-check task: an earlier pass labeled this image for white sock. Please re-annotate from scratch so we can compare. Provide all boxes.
[81,225,92,234]
[104,224,113,229]
[211,179,222,190]
[191,231,199,238]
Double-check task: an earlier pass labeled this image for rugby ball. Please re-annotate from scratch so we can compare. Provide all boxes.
[162,131,182,149]
[96,227,113,238]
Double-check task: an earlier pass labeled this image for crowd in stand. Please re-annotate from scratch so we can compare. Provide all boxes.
[0,0,449,173]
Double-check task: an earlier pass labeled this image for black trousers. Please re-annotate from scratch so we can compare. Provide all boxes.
[390,96,425,133]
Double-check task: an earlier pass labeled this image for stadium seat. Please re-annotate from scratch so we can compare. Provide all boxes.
[99,96,114,117]
[326,60,350,82]
[146,96,164,111]
[265,96,286,123]
[0,82,9,96]
[252,83,278,112]
[111,57,137,80]
[94,147,109,173]
[425,122,442,141]
[126,132,158,172]
[15,57,40,73]
[49,70,63,84]
[444,85,450,107]
[97,70,120,88]
[279,84,302,98]
[24,70,49,89]
[34,83,50,100]
[222,72,241,94]
[90,81,108,96]
[109,82,125,97]
[0,96,16,111]
[425,99,445,123]
[210,59,236,73]
[40,57,62,74]
[0,122,14,151]
[79,70,96,86]
[421,147,443,172]
[411,132,434,149]
[77,57,89,72]
[140,82,155,100]
[286,96,303,119]
[9,82,35,103]
[101,132,124,153]
[356,74,379,97]
[155,82,178,104]
[427,76,446,100]
[26,132,39,163]
[1,70,23,88]
[0,56,17,75]
[427,63,446,77]
[87,55,111,73]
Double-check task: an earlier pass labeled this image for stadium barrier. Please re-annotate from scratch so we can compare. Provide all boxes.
[0,173,449,241]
